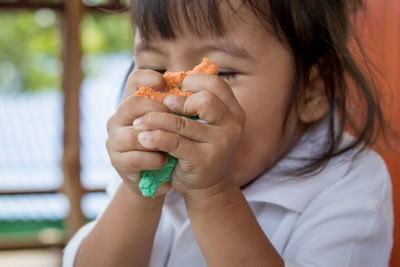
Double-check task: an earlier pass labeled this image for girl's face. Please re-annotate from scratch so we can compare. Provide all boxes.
[134,4,305,187]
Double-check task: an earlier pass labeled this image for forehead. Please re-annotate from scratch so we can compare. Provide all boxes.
[132,0,268,42]
[133,16,281,70]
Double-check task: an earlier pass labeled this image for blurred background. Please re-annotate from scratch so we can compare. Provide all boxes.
[0,0,132,266]
[0,0,398,267]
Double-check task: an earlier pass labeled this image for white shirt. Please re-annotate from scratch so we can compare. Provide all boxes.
[63,124,394,267]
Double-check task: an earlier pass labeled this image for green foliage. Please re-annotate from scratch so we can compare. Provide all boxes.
[0,9,133,94]
[81,12,133,54]
[0,10,61,93]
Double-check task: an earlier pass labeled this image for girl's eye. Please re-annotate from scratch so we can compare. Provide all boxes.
[143,67,166,74]
[218,72,237,80]
[153,68,166,74]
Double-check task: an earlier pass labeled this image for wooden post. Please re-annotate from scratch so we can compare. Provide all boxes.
[62,0,86,238]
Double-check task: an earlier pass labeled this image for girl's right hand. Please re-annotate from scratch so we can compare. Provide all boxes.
[105,70,172,198]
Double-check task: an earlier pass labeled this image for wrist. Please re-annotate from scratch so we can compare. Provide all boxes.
[183,179,239,210]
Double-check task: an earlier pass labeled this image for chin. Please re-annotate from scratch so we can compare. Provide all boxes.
[232,152,276,188]
[232,163,260,188]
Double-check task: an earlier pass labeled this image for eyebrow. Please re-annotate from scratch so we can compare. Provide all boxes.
[135,41,252,60]
[201,43,253,60]
[135,42,167,56]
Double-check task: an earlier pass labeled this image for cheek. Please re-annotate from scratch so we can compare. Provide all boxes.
[232,106,302,186]
[232,106,285,186]
[230,81,297,185]
[236,81,290,150]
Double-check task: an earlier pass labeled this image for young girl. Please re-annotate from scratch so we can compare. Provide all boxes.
[64,0,393,266]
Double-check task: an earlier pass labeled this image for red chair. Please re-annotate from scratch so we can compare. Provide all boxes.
[355,1,400,266]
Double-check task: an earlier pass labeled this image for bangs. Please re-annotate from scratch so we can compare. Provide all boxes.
[132,0,233,41]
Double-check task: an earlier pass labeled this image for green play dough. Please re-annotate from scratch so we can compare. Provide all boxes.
[139,154,178,197]
[139,115,200,198]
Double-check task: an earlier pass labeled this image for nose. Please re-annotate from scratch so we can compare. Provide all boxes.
[166,55,203,73]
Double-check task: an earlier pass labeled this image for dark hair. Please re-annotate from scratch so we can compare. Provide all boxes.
[130,0,388,175]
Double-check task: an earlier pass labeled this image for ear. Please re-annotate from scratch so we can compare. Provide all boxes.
[297,68,329,123]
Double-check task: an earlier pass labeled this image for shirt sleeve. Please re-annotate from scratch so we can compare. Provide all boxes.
[62,177,122,267]
[282,153,394,267]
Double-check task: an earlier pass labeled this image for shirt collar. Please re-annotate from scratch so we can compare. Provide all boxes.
[243,119,354,212]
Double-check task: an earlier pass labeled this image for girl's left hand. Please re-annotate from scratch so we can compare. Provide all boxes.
[131,73,246,199]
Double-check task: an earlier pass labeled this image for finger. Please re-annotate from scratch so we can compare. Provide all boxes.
[132,111,212,142]
[163,90,231,125]
[180,74,243,116]
[110,150,168,173]
[107,95,170,129]
[122,69,166,100]
[107,126,149,153]
[137,130,200,161]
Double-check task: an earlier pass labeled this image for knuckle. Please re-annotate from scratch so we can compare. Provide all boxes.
[199,90,216,107]
[105,138,112,152]
[232,123,243,141]
[125,72,141,93]
[211,75,227,88]
[125,71,137,87]
[143,111,157,127]
[175,116,188,134]
[108,152,120,169]
[106,116,114,133]
[127,70,140,80]
[126,69,149,84]
[230,114,244,134]
[150,130,164,147]
[153,153,168,169]
[216,127,235,150]
[205,147,218,164]
[172,133,181,153]
[125,97,142,119]
[219,135,231,150]
[128,129,138,148]
[126,69,164,90]
[239,109,246,126]
[117,97,133,117]
[109,157,118,170]
[152,129,163,139]
[126,153,141,169]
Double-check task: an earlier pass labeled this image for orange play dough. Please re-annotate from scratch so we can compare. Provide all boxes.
[134,58,218,102]
[134,86,194,103]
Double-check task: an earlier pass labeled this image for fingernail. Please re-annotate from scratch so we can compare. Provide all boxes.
[138,132,151,147]
[163,95,177,107]
[132,118,143,129]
